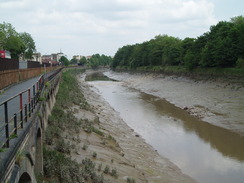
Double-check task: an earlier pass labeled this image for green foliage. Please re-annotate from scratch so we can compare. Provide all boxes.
[59,56,70,66]
[19,32,36,59]
[92,152,97,158]
[43,68,110,183]
[5,36,25,59]
[112,16,244,73]
[110,168,118,178]
[44,147,85,183]
[103,165,110,174]
[79,56,87,65]
[127,177,136,183]
[56,69,89,109]
[70,58,78,65]
[82,144,88,150]
[0,148,7,152]
[88,54,113,68]
[98,163,103,172]
[236,58,244,68]
[9,134,18,140]
[0,22,36,59]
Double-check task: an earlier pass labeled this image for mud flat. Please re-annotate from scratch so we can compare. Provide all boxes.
[74,72,196,183]
[105,70,244,136]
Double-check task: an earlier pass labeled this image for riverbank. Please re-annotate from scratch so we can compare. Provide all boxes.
[76,71,196,182]
[105,70,244,136]
[43,69,196,183]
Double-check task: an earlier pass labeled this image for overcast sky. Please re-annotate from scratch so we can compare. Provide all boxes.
[0,0,243,58]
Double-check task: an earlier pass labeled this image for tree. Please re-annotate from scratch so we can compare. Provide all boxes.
[70,58,78,65]
[0,22,36,59]
[59,56,69,66]
[5,36,25,59]
[19,32,36,59]
[79,56,87,65]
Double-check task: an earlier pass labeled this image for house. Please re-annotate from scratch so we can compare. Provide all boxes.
[0,50,11,59]
[32,52,42,63]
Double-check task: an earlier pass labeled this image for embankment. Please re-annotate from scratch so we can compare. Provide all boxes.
[105,70,244,136]
[42,69,196,183]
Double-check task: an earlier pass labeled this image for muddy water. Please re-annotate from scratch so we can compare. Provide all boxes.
[87,75,244,183]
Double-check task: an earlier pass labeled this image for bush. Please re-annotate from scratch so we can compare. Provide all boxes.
[236,58,244,68]
[103,165,110,174]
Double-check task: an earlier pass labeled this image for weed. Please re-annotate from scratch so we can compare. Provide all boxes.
[98,163,103,172]
[9,134,18,140]
[111,168,118,178]
[127,177,136,183]
[15,151,25,166]
[0,148,6,153]
[92,127,104,136]
[55,139,71,154]
[82,144,88,150]
[93,152,97,158]
[103,165,110,174]
[106,135,115,142]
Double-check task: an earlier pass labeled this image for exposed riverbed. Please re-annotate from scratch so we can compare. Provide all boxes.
[76,71,196,183]
[86,70,244,183]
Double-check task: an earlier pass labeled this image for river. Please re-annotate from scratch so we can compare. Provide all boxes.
[86,72,244,183]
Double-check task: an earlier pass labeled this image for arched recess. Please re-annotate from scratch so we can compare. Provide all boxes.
[18,172,32,183]
[34,128,43,173]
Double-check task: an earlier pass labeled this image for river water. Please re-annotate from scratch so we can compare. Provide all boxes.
[87,73,244,183]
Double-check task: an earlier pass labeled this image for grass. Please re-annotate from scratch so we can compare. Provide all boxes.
[43,68,110,183]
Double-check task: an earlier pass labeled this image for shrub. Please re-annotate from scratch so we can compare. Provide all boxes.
[103,165,110,174]
[236,58,244,68]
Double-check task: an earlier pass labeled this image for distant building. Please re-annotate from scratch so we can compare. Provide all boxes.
[41,55,52,64]
[41,52,65,66]
[86,56,92,60]
[57,52,64,62]
[73,55,84,60]
[0,50,11,59]
[32,52,42,63]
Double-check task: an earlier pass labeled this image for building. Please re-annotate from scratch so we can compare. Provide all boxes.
[73,55,85,60]
[41,52,65,66]
[32,53,42,63]
[86,56,92,60]
[41,55,52,64]
[0,50,11,59]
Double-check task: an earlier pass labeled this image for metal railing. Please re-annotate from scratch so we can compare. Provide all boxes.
[0,68,61,149]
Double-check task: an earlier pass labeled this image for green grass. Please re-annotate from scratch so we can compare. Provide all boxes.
[43,68,111,183]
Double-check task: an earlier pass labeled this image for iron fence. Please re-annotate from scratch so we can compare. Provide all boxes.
[0,68,61,149]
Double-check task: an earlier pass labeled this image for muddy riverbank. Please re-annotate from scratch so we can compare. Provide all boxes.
[74,71,196,182]
[104,70,244,136]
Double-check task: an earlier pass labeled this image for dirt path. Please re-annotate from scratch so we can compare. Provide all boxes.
[105,70,244,136]
[73,72,196,183]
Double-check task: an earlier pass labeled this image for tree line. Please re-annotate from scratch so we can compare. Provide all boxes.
[112,16,244,70]
[0,22,36,59]
[70,54,113,68]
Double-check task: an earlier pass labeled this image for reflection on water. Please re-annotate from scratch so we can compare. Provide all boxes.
[87,73,244,183]
[141,93,244,162]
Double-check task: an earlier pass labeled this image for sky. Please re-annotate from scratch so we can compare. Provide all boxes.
[0,0,243,59]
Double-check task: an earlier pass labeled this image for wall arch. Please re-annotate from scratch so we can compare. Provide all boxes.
[18,172,32,183]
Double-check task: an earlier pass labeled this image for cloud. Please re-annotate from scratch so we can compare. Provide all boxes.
[0,0,218,56]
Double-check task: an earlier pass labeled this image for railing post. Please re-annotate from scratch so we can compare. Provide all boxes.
[4,102,9,148]
[19,93,23,128]
[31,99,34,113]
[25,104,28,122]
[28,89,31,117]
[14,113,17,135]
[33,85,36,108]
